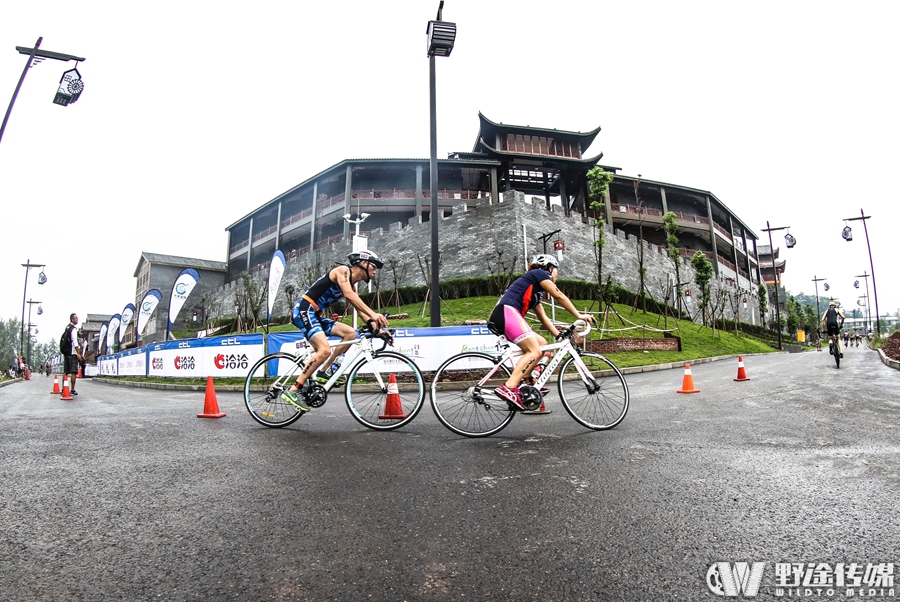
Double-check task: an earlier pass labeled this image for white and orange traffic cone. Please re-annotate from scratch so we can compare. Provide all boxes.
[676,364,700,394]
[60,376,73,400]
[379,374,408,419]
[51,374,61,395]
[734,356,750,382]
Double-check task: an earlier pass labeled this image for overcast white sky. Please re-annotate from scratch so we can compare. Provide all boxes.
[2,0,898,345]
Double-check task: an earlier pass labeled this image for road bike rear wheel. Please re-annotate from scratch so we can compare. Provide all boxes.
[834,341,841,369]
[345,351,425,431]
[244,352,306,428]
[558,352,629,430]
[430,352,514,437]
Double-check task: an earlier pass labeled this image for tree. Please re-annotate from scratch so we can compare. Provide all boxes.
[0,317,23,370]
[690,252,714,326]
[758,283,768,326]
[662,211,683,317]
[631,176,649,314]
[586,167,613,301]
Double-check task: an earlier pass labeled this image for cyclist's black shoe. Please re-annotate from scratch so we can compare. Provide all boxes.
[840,353,844,358]
[829,343,834,355]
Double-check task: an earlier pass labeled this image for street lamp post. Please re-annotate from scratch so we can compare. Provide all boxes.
[343,212,370,329]
[855,272,872,334]
[761,222,795,350]
[811,276,826,322]
[20,260,46,359]
[1,37,86,145]
[426,1,456,328]
[842,209,881,335]
[25,299,42,367]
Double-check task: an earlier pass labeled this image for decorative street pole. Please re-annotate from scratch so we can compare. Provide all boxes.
[426,1,456,327]
[855,271,872,334]
[1,37,86,145]
[20,260,46,358]
[811,275,827,321]
[761,222,795,350]
[842,209,881,335]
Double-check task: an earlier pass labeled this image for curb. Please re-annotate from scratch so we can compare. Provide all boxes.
[877,348,900,371]
[93,378,246,392]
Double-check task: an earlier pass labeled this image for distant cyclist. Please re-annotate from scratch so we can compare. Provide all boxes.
[280,251,389,412]
[819,300,845,359]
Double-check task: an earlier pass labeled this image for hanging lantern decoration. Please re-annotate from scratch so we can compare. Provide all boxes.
[553,239,565,262]
[784,233,797,248]
[823,283,830,292]
[743,298,748,309]
[53,67,84,106]
[37,306,43,315]
[842,226,853,241]
[684,290,692,304]
[37,271,48,284]
[854,280,860,289]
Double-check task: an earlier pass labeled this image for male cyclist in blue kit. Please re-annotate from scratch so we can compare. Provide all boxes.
[281,251,389,412]
[487,254,595,410]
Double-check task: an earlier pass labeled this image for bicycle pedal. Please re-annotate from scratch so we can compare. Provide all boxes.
[518,385,542,411]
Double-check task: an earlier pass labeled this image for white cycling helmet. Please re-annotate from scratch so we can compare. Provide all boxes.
[531,254,559,271]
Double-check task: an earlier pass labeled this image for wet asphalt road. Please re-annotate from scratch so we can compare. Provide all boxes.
[1,346,898,601]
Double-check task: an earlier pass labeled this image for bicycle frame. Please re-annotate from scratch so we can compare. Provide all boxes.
[486,327,598,394]
[285,332,389,392]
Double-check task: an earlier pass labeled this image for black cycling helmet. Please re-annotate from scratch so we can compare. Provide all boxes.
[348,250,384,269]
[531,254,559,271]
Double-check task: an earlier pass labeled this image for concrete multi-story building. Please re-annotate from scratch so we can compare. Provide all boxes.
[224,114,763,300]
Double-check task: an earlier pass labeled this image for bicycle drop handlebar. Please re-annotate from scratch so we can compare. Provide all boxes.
[360,319,395,351]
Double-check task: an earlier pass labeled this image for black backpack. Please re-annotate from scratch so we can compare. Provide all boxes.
[59,324,74,355]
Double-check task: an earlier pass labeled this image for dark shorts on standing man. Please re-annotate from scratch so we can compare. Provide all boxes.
[64,354,79,375]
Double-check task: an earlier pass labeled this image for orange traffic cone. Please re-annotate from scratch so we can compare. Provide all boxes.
[60,376,73,400]
[77,365,83,378]
[51,374,61,394]
[197,376,226,418]
[734,356,750,382]
[676,364,700,394]
[379,374,408,419]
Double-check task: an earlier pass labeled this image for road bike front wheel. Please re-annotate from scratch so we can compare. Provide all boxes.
[558,352,629,430]
[345,351,425,430]
[244,352,306,428]
[430,352,514,438]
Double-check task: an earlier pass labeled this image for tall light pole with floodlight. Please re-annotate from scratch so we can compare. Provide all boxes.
[426,1,456,327]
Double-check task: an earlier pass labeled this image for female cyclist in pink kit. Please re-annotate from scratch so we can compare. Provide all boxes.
[487,254,595,409]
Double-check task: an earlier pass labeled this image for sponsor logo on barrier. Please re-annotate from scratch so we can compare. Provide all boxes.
[219,338,242,346]
[174,356,196,370]
[178,342,191,349]
[391,344,421,358]
[392,329,415,338]
[470,326,492,335]
[214,353,249,370]
[151,358,164,370]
